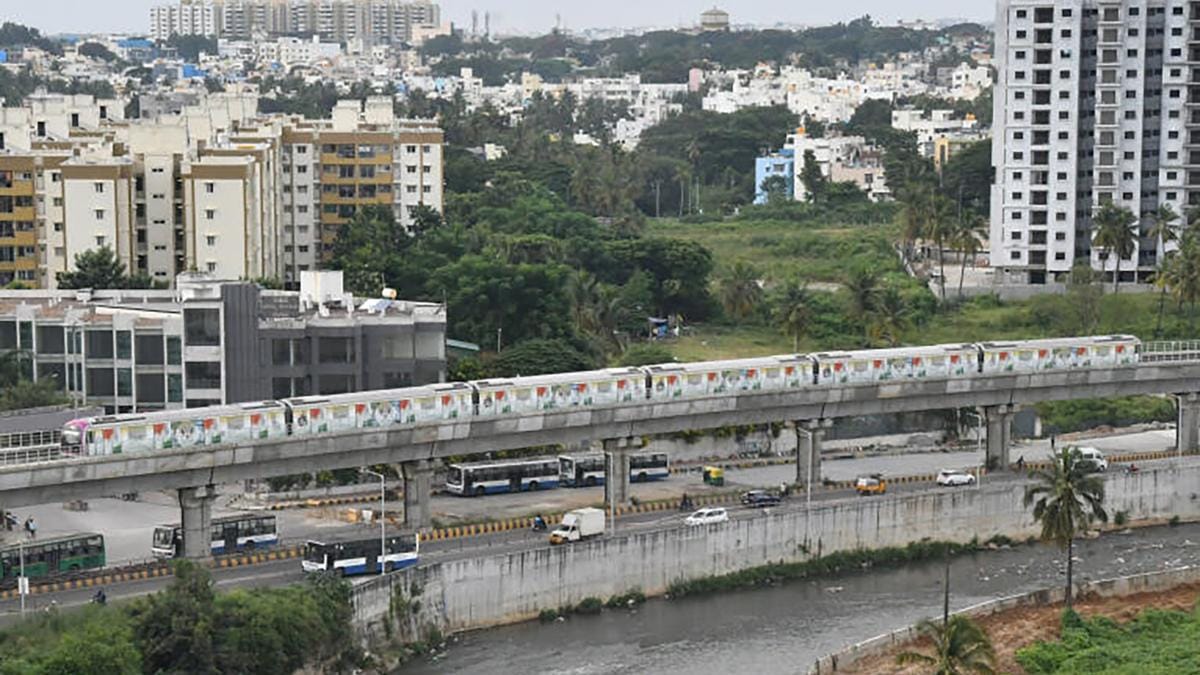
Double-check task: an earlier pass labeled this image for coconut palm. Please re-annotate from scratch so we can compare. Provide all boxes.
[954,215,987,300]
[1091,202,1138,293]
[927,195,957,301]
[868,284,909,347]
[895,615,997,675]
[897,183,933,262]
[1024,447,1108,609]
[1163,230,1200,329]
[772,279,812,352]
[844,266,881,323]
[717,261,763,321]
[1146,204,1181,337]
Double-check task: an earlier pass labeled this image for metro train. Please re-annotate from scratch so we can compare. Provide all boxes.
[60,335,1141,457]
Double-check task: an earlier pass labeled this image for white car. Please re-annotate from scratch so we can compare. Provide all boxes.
[1071,446,1109,472]
[685,507,730,526]
[936,469,977,487]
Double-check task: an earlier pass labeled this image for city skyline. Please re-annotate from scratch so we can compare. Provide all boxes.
[7,0,993,36]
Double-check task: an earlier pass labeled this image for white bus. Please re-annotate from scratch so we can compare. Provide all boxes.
[301,534,419,576]
[152,514,278,558]
[445,458,560,496]
[558,452,670,487]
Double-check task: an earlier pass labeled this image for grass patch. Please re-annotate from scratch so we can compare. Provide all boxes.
[1035,396,1176,435]
[1017,607,1200,673]
[573,597,603,615]
[605,589,647,609]
[667,539,994,598]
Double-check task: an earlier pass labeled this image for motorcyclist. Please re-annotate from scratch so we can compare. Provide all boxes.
[92,588,107,606]
[532,514,547,531]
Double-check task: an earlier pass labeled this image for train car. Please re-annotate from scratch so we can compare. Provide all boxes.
[811,344,979,386]
[62,401,288,456]
[977,335,1140,375]
[643,355,813,401]
[472,367,646,417]
[284,382,474,435]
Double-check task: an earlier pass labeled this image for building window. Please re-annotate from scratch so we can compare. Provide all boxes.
[116,331,132,359]
[206,235,216,246]
[185,361,222,389]
[205,209,215,220]
[183,308,220,346]
[167,336,182,364]
[206,262,216,272]
[205,182,215,193]
[94,209,105,220]
[94,182,104,193]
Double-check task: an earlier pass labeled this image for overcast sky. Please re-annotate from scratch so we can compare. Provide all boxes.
[6,1,992,36]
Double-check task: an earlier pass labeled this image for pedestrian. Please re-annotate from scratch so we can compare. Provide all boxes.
[1050,435,1056,453]
[3,511,15,532]
[1016,456,1026,471]
[24,516,36,539]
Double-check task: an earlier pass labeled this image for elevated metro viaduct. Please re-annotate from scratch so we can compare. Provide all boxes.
[4,354,1200,558]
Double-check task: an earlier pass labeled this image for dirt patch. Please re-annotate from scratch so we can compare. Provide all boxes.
[838,580,1200,674]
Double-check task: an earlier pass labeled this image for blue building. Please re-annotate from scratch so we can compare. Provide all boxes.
[753,148,794,205]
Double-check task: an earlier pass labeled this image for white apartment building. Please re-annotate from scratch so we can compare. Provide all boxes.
[151,0,440,45]
[0,92,444,289]
[991,0,1191,285]
[150,1,221,40]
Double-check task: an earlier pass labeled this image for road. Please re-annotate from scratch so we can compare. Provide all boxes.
[0,427,1178,565]
[0,468,1035,623]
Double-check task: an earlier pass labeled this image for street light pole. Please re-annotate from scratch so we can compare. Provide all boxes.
[362,468,386,575]
[19,539,26,618]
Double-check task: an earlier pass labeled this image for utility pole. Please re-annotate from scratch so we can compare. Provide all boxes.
[19,539,26,617]
[361,468,386,575]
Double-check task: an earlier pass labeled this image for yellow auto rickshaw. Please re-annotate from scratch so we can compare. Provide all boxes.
[855,473,887,496]
[702,466,725,486]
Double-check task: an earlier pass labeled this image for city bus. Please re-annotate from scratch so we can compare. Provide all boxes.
[445,457,560,496]
[0,532,106,585]
[151,514,278,558]
[558,452,671,487]
[301,533,419,576]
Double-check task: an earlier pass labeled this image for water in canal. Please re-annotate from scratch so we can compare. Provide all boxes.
[403,523,1200,674]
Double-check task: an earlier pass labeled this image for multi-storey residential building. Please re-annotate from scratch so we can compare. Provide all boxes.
[150,0,222,40]
[279,98,443,282]
[0,92,443,290]
[0,271,445,413]
[991,0,1192,285]
[150,0,440,45]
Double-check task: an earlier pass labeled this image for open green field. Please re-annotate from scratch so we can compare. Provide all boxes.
[1018,607,1200,674]
[645,216,1197,363]
[648,217,904,286]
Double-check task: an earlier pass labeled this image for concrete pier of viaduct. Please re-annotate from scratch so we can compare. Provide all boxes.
[3,359,1200,558]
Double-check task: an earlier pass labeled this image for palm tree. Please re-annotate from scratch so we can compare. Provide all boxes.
[954,215,987,300]
[717,261,763,321]
[896,616,997,675]
[1146,204,1180,337]
[898,183,933,262]
[844,267,881,323]
[1164,230,1200,329]
[869,284,909,347]
[1091,202,1138,293]
[1024,447,1108,609]
[772,279,812,352]
[928,195,957,301]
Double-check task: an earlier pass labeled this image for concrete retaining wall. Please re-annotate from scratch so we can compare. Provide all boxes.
[809,564,1200,673]
[351,459,1200,641]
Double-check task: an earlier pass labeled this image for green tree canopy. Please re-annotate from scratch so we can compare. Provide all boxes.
[56,246,155,290]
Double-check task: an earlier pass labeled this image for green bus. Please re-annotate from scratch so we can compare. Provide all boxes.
[0,532,106,585]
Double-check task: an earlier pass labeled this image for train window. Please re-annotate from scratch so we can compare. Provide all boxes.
[332,406,349,419]
[596,381,612,393]
[852,361,869,372]
[764,368,779,379]
[514,388,531,401]
[930,356,945,366]
[226,416,245,430]
[126,425,148,439]
[419,398,435,410]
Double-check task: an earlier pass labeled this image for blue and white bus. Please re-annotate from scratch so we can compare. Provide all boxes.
[301,534,419,576]
[558,452,671,487]
[152,514,279,558]
[445,458,560,496]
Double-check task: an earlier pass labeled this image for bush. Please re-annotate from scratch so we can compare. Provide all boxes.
[538,608,560,623]
[618,343,675,367]
[574,597,603,615]
[605,589,647,608]
[1035,396,1175,435]
[1114,510,1129,526]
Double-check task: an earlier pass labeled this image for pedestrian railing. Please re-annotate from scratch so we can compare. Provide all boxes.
[1140,341,1200,363]
[0,444,63,466]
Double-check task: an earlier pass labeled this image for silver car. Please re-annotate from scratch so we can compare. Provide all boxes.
[936,469,977,487]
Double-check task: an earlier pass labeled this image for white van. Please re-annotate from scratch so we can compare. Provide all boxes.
[1072,447,1108,472]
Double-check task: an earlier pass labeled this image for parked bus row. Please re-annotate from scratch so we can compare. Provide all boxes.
[445,451,670,496]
